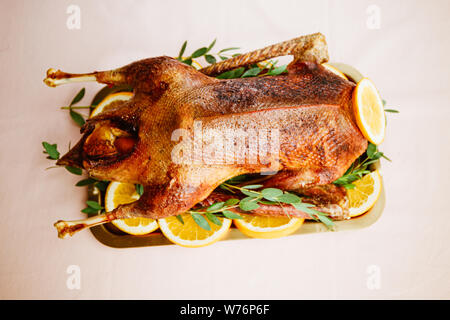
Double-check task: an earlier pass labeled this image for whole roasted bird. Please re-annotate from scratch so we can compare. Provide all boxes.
[44,33,367,238]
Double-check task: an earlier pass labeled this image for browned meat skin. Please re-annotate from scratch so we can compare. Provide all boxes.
[45,33,367,237]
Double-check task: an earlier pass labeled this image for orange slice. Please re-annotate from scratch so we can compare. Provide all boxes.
[90,92,133,118]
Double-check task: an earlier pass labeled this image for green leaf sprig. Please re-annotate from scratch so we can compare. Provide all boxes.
[333,98,396,188]
[65,166,82,175]
[187,183,334,231]
[74,177,111,196]
[42,140,82,174]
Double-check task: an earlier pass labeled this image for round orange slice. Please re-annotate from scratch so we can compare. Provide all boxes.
[353,78,386,145]
[347,170,382,217]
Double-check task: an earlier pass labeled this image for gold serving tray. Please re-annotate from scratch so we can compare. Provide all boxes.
[87,62,386,248]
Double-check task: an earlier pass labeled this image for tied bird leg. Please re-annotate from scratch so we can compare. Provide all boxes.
[199,32,329,76]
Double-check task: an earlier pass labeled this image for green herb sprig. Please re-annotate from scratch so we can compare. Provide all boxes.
[81,200,104,216]
[68,88,86,127]
[135,184,144,196]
